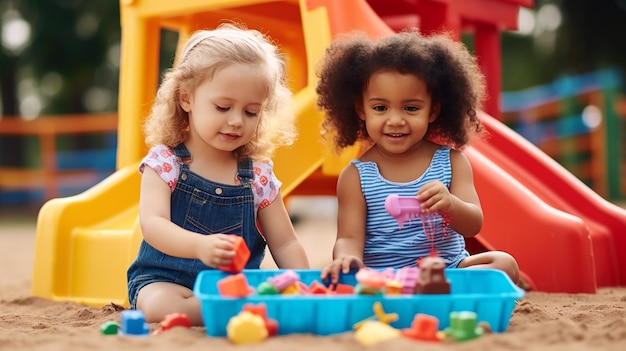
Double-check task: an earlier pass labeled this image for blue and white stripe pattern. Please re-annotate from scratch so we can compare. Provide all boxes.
[353,146,469,269]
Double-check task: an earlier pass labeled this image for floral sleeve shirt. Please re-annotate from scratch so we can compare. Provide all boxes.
[139,144,281,214]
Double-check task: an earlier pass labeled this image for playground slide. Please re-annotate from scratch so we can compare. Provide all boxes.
[32,0,625,308]
[471,113,626,290]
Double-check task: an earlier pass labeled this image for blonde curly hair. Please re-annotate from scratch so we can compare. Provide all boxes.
[143,23,296,161]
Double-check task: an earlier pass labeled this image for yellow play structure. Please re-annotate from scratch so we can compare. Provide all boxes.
[32,0,360,307]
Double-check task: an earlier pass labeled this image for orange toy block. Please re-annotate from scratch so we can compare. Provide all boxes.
[218,235,250,273]
[402,314,442,342]
[217,273,253,297]
[332,283,354,295]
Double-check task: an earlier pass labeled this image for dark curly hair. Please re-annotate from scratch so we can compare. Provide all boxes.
[316,29,486,151]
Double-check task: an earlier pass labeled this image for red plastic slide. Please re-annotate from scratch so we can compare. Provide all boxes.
[468,113,626,292]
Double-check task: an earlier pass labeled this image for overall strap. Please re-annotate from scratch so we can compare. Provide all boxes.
[173,143,192,168]
[237,156,254,185]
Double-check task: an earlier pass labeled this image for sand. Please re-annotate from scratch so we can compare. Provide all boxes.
[1,201,625,351]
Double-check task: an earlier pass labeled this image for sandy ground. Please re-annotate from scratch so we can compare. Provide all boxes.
[1,198,625,351]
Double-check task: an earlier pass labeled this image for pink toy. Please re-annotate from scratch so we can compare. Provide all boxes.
[267,269,300,291]
[355,268,387,289]
[385,194,422,229]
[395,267,421,294]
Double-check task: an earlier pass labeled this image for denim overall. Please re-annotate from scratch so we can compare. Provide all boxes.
[127,143,266,308]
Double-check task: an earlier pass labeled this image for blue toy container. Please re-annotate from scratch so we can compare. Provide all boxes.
[193,268,524,337]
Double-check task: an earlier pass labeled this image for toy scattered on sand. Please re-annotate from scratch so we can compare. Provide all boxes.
[192,264,522,343]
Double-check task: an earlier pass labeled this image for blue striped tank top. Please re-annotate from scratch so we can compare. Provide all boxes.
[353,146,469,269]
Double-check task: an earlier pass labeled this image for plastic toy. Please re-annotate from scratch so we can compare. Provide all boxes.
[443,311,485,342]
[308,280,331,295]
[256,281,279,295]
[331,283,354,295]
[100,321,119,335]
[267,269,300,291]
[218,235,250,273]
[355,268,387,288]
[281,284,301,295]
[384,279,402,295]
[217,273,254,297]
[153,313,192,335]
[414,256,451,294]
[354,267,386,295]
[119,310,150,337]
[195,269,524,336]
[226,311,268,345]
[242,303,279,336]
[384,194,422,229]
[353,301,398,330]
[354,321,401,346]
[395,267,420,294]
[401,314,442,342]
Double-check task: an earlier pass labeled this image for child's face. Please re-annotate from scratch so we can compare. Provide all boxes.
[180,63,267,155]
[357,70,438,155]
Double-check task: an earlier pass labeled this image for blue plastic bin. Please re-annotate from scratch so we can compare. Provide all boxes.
[193,268,524,337]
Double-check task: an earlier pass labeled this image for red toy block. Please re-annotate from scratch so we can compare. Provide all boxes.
[218,273,253,297]
[308,280,330,295]
[243,303,268,320]
[153,313,192,335]
[265,318,279,336]
[332,283,354,295]
[160,313,192,330]
[218,235,250,273]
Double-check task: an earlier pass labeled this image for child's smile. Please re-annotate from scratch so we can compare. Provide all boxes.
[359,70,437,155]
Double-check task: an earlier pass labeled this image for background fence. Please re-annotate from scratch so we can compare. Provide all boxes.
[501,68,625,200]
[0,113,117,206]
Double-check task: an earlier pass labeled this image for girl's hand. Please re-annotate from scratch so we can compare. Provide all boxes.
[417,180,453,214]
[195,234,236,268]
[320,255,364,284]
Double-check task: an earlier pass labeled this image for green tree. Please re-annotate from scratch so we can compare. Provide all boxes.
[502,0,626,91]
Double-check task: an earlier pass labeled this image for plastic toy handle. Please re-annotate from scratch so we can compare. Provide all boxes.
[385,194,422,229]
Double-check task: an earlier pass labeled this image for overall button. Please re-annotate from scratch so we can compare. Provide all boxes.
[215,188,223,195]
[181,173,187,180]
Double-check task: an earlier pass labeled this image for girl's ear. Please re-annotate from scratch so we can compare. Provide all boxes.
[355,99,366,120]
[429,102,441,122]
[179,89,191,112]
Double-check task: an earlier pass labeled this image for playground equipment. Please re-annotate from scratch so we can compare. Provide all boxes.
[501,69,625,200]
[32,0,626,308]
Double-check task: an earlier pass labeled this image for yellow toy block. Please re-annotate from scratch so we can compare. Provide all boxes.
[354,321,401,346]
[227,311,268,345]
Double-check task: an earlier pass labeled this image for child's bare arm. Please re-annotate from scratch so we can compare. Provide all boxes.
[417,150,483,237]
[257,190,310,269]
[334,165,367,261]
[321,165,366,283]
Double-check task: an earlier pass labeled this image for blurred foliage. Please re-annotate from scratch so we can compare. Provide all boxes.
[502,0,626,91]
[0,0,120,116]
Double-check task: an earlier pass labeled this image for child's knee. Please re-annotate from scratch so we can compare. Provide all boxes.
[494,251,519,283]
